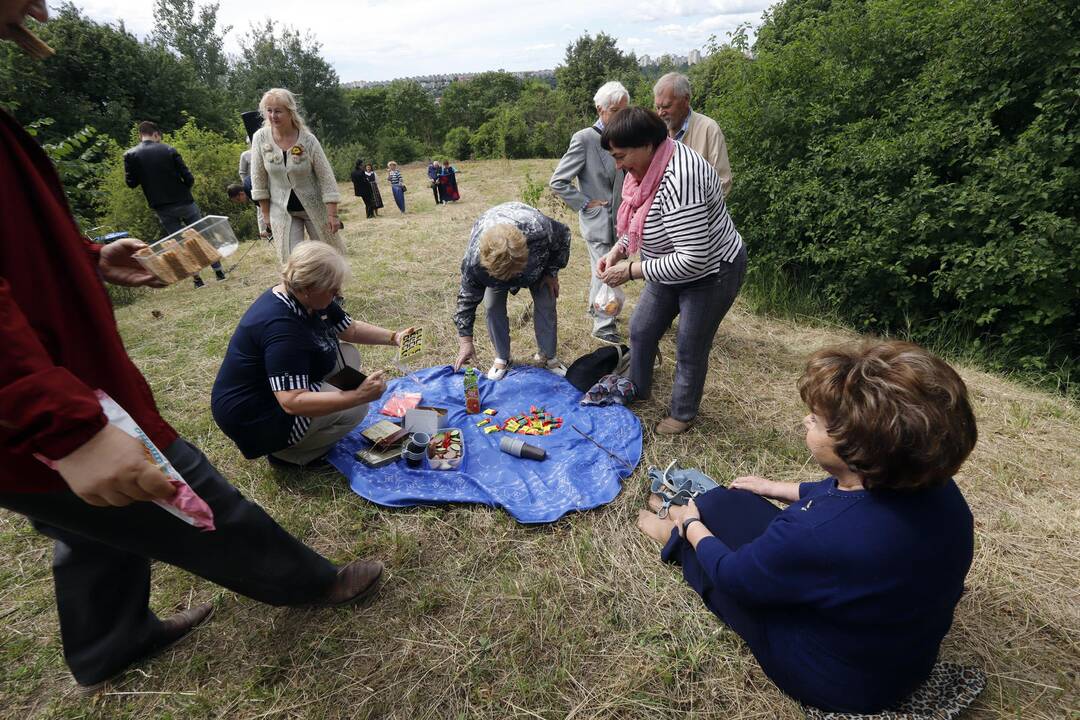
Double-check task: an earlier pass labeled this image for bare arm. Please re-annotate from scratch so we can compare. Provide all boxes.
[730,475,801,504]
[339,320,411,347]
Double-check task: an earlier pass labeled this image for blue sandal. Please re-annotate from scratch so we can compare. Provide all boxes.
[647,460,719,518]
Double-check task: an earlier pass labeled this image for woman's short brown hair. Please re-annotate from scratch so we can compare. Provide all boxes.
[797,341,977,491]
[478,224,528,281]
[600,106,668,151]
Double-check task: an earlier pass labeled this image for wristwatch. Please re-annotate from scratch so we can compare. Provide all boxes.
[681,517,702,537]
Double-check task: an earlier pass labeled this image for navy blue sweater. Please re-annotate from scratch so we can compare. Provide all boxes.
[694,477,973,712]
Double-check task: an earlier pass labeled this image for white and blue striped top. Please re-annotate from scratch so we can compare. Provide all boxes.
[618,142,743,284]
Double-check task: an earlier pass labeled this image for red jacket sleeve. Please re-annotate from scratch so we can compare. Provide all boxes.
[0,277,107,460]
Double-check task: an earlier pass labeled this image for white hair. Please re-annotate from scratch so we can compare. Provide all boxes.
[593,81,630,111]
[653,72,691,100]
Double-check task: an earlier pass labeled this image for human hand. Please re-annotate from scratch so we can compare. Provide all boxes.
[54,424,177,507]
[599,260,632,288]
[674,498,702,537]
[453,338,476,371]
[392,327,417,347]
[326,216,341,234]
[542,274,560,299]
[99,238,167,288]
[584,199,608,210]
[731,475,775,497]
[596,247,624,276]
[354,370,387,403]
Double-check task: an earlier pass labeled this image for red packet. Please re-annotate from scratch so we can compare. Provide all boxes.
[380,391,422,418]
[35,391,216,531]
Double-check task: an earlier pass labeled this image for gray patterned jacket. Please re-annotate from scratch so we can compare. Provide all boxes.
[454,202,571,337]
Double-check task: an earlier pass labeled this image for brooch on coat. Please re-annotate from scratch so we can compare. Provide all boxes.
[290,144,305,157]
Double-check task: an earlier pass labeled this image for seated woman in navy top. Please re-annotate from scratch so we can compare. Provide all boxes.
[637,341,978,714]
[212,242,411,467]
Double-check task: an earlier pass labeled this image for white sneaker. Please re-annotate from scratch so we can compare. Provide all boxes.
[486,358,510,381]
[533,353,567,377]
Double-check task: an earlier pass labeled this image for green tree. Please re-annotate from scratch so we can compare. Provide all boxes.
[384,80,442,146]
[228,20,350,142]
[440,71,523,131]
[0,3,225,142]
[344,85,390,145]
[554,32,641,118]
[152,0,230,89]
[443,127,472,160]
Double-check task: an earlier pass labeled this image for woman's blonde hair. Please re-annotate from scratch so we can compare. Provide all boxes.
[282,242,349,293]
[478,224,528,281]
[259,88,308,133]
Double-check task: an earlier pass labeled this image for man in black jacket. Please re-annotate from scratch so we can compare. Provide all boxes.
[123,121,225,288]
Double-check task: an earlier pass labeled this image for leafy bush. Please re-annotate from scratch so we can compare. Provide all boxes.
[324,141,372,181]
[520,172,544,207]
[100,118,258,243]
[443,127,472,160]
[28,120,118,231]
[375,128,425,166]
[699,0,1079,376]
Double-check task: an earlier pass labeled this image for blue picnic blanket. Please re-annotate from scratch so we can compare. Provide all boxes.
[328,365,642,523]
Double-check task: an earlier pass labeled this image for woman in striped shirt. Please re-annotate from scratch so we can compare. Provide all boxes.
[598,107,747,435]
[387,161,406,213]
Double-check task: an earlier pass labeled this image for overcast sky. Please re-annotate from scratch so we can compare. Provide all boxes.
[68,0,773,82]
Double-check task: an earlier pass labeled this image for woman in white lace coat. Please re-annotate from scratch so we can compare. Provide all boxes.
[251,88,344,262]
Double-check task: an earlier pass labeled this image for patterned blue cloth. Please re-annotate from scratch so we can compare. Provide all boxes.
[327,365,642,523]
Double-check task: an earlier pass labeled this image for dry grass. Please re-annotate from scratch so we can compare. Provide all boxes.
[1,159,1077,719]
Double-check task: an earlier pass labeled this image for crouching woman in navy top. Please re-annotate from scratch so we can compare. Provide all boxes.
[637,341,978,714]
[212,242,411,467]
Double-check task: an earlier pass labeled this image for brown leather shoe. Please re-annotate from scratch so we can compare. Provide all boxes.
[655,417,692,435]
[75,602,214,695]
[320,559,384,607]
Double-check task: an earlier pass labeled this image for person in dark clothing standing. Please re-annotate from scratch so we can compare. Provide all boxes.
[123,121,225,288]
[351,158,376,218]
[428,159,442,205]
[0,3,384,694]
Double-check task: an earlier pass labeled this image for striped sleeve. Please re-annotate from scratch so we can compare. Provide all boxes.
[639,144,742,284]
[268,373,311,392]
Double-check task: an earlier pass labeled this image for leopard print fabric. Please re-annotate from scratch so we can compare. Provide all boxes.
[803,663,986,720]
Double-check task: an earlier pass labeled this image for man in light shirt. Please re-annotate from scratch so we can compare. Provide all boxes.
[654,72,732,197]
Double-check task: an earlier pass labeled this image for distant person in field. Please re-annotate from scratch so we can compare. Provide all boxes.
[598,107,745,435]
[365,162,383,215]
[387,160,406,213]
[123,120,225,288]
[637,341,977,714]
[438,159,460,203]
[452,202,572,380]
[550,80,629,346]
[428,159,442,205]
[250,87,343,262]
[238,112,268,237]
[653,72,732,197]
[0,5,386,695]
[350,158,376,218]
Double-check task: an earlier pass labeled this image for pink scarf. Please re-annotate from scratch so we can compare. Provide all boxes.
[616,137,676,254]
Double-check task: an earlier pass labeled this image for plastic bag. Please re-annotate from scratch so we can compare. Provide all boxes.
[35,391,216,531]
[592,283,625,319]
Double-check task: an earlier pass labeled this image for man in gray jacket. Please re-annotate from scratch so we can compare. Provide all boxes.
[550,81,629,345]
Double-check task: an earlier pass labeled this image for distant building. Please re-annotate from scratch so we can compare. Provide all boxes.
[688,49,702,65]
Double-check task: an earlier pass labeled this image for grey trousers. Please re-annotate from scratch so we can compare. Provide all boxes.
[0,439,338,685]
[483,280,558,361]
[272,343,369,465]
[629,247,747,421]
[583,232,618,335]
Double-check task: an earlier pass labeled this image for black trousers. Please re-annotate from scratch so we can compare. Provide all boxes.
[0,438,337,685]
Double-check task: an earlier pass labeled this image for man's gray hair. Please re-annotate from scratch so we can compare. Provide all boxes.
[593,81,630,111]
[654,72,691,100]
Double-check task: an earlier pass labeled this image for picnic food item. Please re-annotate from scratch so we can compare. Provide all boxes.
[464,368,481,414]
[498,406,563,436]
[427,428,464,470]
[133,216,240,285]
[380,391,422,418]
[180,228,223,266]
[593,283,625,319]
[397,327,423,366]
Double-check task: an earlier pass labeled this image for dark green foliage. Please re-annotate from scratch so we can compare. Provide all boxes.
[29,120,117,231]
[443,127,472,160]
[440,72,524,131]
[554,32,640,118]
[228,20,350,143]
[701,0,1078,376]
